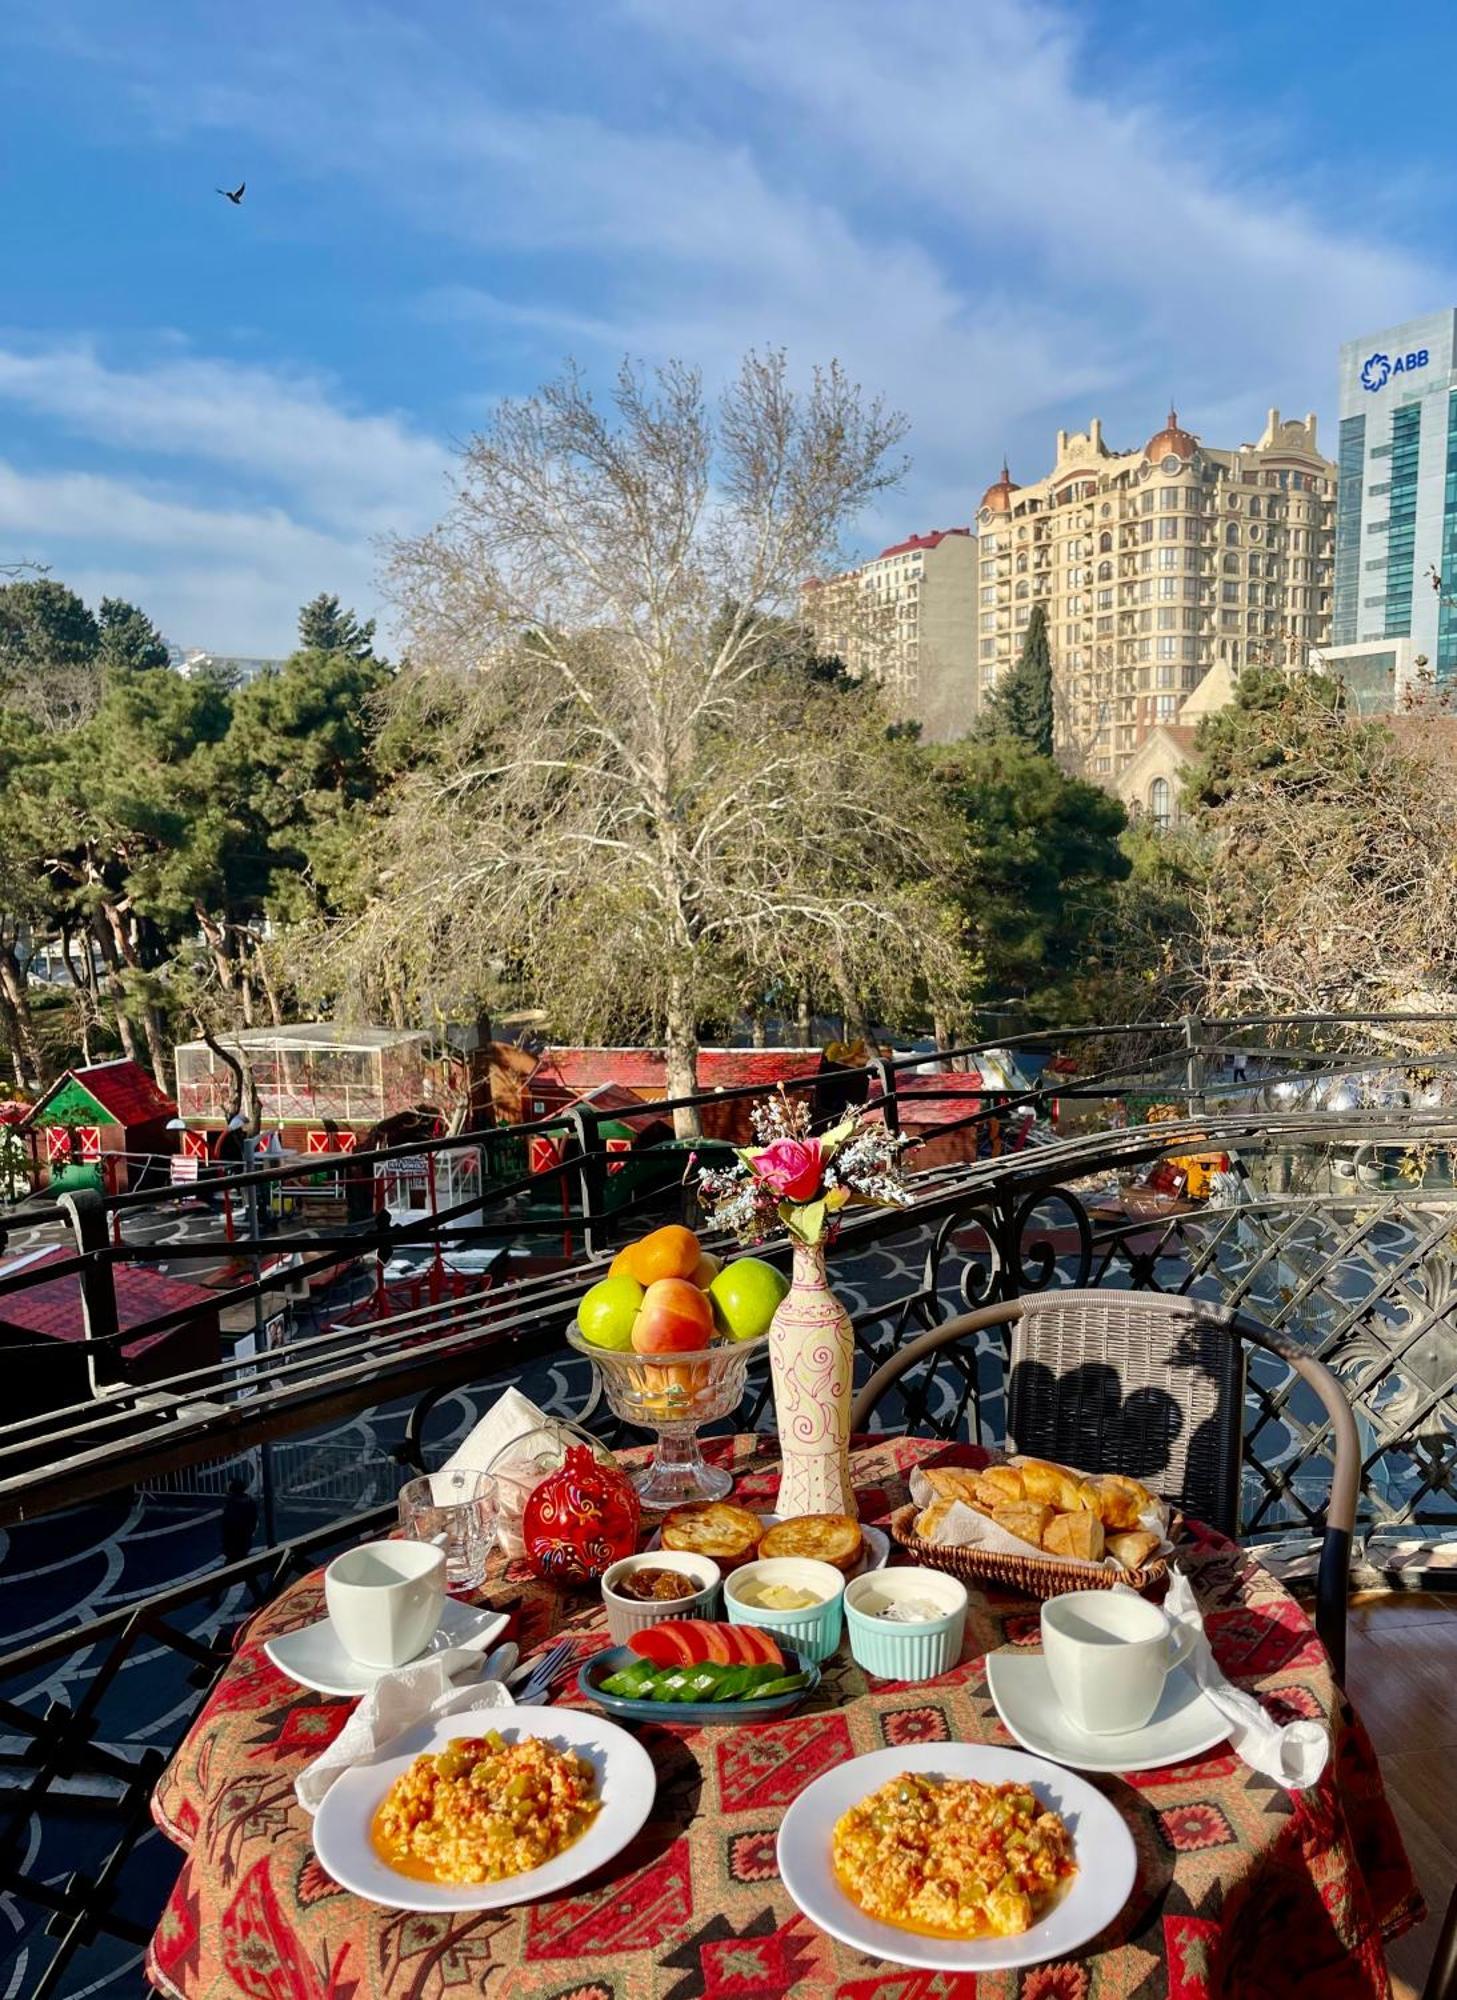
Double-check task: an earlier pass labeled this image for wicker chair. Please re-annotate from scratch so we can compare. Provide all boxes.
[851,1289,1359,1680]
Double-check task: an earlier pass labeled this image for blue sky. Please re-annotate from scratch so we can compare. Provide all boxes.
[4,0,1455,656]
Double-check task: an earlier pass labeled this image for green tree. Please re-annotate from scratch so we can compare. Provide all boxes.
[928,735,1130,1021]
[298,592,377,661]
[96,596,171,673]
[981,603,1054,757]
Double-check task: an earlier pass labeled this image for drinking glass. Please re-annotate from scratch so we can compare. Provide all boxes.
[397,1469,498,1589]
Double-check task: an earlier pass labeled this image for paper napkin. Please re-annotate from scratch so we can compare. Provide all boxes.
[295,1658,515,1815]
[1163,1568,1329,1790]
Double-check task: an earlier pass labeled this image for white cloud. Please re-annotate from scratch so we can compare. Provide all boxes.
[0,459,386,657]
[0,344,446,534]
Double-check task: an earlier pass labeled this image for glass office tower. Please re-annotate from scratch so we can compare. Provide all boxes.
[1329,309,1457,695]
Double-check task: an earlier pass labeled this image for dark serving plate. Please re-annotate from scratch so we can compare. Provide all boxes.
[576,1643,821,1725]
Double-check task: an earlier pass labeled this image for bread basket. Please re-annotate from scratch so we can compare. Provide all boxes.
[888,1504,1170,1601]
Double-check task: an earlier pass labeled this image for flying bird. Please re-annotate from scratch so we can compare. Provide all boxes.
[216,182,246,205]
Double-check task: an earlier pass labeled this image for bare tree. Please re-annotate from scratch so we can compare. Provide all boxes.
[321,353,971,1133]
[1182,674,1457,1042]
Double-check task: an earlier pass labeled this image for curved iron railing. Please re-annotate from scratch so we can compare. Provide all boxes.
[7,1013,1457,1995]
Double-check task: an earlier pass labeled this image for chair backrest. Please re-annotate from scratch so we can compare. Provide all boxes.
[1005,1289,1246,1535]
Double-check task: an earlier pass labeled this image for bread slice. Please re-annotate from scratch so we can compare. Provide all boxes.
[1107,1529,1161,1571]
[660,1501,763,1567]
[1042,1509,1105,1562]
[991,1501,1054,1550]
[759,1512,864,1574]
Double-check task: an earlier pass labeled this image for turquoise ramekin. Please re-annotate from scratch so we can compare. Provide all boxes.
[844,1567,969,1680]
[723,1556,846,1663]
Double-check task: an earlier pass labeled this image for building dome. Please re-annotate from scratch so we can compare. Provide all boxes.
[1144,407,1197,464]
[979,461,1020,513]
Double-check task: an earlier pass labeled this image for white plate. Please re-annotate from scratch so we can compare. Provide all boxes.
[647,1516,890,1576]
[312,1706,657,1911]
[986,1651,1230,1774]
[265,1602,510,1698]
[777,1741,1136,1973]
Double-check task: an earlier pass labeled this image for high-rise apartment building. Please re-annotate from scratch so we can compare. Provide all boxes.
[974,410,1337,779]
[802,527,977,742]
[1326,310,1457,706]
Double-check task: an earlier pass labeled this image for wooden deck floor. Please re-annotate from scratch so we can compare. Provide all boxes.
[1346,1591,1457,1997]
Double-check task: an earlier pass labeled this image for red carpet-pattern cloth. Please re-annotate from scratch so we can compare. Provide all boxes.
[146,1433,1422,1999]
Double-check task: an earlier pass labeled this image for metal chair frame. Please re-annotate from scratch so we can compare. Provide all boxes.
[851,1290,1359,1680]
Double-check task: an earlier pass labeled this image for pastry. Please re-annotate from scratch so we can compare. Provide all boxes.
[1106,1529,1161,1571]
[660,1501,763,1567]
[974,1465,1025,1507]
[1093,1474,1153,1530]
[920,1466,986,1507]
[1018,1459,1078,1509]
[759,1512,864,1574]
[991,1501,1055,1549]
[914,1498,956,1541]
[1042,1509,1105,1562]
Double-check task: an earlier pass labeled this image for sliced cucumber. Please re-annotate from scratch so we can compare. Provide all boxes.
[744,1671,811,1699]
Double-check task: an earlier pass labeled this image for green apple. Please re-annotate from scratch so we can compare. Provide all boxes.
[709,1257,790,1340]
[577,1274,644,1350]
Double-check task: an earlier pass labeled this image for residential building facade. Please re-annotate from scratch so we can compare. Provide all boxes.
[1325,309,1457,704]
[802,527,977,741]
[974,409,1337,780]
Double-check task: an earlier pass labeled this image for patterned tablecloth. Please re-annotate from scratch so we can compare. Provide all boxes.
[147,1434,1422,2000]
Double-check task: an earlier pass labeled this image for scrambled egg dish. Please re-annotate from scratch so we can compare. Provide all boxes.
[832,1772,1075,1939]
[372,1731,600,1886]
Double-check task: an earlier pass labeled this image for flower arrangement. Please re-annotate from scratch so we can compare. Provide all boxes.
[696,1088,911,1248]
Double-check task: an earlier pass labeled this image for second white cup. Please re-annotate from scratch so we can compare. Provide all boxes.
[325,1539,446,1669]
[1041,1588,1194,1735]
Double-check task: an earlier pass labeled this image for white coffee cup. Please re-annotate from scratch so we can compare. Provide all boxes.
[1041,1589,1194,1735]
[324,1540,447,1669]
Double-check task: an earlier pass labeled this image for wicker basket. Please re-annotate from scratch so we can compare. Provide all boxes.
[888,1504,1170,1601]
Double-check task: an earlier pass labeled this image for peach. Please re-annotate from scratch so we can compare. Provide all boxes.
[630,1276,715,1354]
[690,1250,722,1289]
[620,1224,703,1285]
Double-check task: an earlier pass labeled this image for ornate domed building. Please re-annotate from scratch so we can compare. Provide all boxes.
[972,406,1336,784]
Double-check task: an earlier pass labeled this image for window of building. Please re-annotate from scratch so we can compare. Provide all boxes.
[1249,498,1261,517]
[1158,576,1177,598]
[1159,486,1180,509]
[1156,663,1175,687]
[1158,548,1179,570]
[1097,559,1113,581]
[1156,636,1177,658]
[1225,523,1240,545]
[1160,518,1179,540]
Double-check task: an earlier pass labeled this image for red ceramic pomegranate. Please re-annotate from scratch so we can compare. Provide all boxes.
[522,1444,641,1585]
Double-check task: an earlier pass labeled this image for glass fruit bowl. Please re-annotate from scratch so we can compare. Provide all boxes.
[565,1327,768,1508]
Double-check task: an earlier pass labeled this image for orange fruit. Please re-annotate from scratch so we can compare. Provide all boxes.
[609,1246,636,1279]
[621,1223,702,1285]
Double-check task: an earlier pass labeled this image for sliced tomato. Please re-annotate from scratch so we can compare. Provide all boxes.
[726,1624,784,1668]
[629,1625,698,1667]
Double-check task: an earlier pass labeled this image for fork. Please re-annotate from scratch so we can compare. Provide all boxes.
[508,1639,575,1704]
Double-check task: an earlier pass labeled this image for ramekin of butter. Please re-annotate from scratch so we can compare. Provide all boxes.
[843,1566,968,1680]
[722,1556,845,1662]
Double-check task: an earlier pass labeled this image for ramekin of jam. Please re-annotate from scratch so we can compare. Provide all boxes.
[600,1551,720,1645]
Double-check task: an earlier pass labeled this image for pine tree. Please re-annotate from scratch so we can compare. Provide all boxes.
[982,602,1054,757]
[298,592,376,661]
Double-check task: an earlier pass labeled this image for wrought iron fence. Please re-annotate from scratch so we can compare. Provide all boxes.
[7,1014,1457,1995]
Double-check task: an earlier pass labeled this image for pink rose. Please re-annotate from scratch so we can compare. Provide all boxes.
[751,1137,823,1203]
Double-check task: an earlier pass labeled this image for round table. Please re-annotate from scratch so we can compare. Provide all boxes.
[147,1434,1421,1999]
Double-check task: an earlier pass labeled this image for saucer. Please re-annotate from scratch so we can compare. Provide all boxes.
[265,1601,510,1697]
[985,1650,1229,1773]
